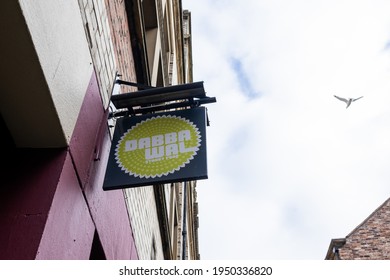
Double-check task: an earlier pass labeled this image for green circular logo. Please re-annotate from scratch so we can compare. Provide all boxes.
[115,115,201,178]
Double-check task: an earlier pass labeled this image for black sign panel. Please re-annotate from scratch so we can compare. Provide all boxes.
[103,107,208,190]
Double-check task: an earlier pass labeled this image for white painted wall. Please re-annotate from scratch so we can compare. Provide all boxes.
[19,0,93,144]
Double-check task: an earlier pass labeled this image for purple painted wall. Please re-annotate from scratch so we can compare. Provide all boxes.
[0,72,138,260]
[35,153,95,259]
[0,148,67,259]
[70,72,138,259]
[84,130,138,260]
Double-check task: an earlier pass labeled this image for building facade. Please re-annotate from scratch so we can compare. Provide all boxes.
[0,0,200,260]
[325,197,390,260]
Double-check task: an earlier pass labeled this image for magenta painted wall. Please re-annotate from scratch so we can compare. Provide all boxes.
[84,131,138,259]
[0,72,138,260]
[70,72,138,259]
[0,149,67,259]
[35,153,95,259]
[69,73,105,189]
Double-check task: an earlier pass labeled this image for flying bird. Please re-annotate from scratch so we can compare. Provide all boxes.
[334,95,363,108]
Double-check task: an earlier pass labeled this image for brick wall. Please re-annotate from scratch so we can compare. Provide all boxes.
[105,0,137,89]
[338,198,390,259]
[124,187,164,260]
[78,0,117,108]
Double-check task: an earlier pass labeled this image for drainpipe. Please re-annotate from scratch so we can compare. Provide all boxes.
[181,181,187,260]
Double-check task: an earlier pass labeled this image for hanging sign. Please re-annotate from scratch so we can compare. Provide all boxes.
[103,107,208,190]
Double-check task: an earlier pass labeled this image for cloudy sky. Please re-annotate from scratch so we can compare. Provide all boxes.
[182,0,390,259]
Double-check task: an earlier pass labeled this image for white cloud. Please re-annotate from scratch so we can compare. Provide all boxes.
[184,0,390,259]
